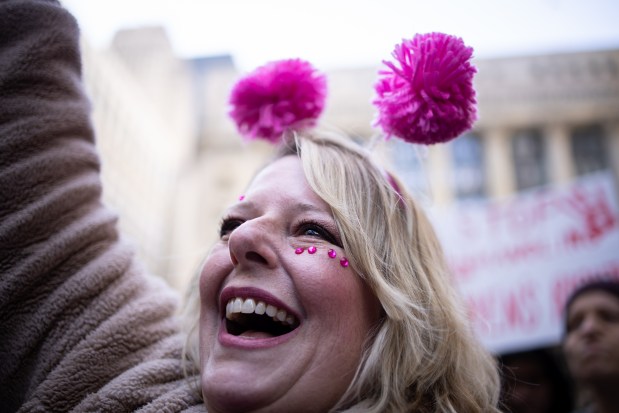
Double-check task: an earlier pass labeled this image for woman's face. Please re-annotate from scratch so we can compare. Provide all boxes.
[198,155,381,413]
[564,290,619,383]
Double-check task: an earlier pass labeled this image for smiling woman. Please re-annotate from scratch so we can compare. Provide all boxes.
[0,0,500,412]
[177,33,498,413]
[180,129,502,413]
[177,33,501,412]
[198,152,383,412]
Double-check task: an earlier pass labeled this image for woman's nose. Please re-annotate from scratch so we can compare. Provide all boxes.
[227,218,279,269]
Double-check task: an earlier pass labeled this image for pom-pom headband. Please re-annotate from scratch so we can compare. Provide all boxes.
[228,33,477,145]
[228,58,327,142]
[373,32,477,145]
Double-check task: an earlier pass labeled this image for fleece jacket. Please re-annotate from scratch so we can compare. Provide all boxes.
[0,1,205,411]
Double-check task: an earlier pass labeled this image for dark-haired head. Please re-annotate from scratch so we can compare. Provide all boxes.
[564,278,619,333]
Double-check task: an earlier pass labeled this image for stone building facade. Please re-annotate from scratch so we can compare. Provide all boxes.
[80,28,619,292]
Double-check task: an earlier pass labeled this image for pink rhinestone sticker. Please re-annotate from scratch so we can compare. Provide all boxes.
[308,246,317,254]
[295,247,304,254]
[340,258,349,268]
[328,249,337,258]
[238,195,245,201]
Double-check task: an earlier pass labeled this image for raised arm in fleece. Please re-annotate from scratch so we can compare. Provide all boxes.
[0,1,204,411]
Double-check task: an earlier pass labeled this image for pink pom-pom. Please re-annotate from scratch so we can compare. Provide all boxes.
[229,58,327,143]
[373,33,477,145]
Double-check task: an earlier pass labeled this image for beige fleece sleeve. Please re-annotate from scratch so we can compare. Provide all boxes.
[0,1,204,411]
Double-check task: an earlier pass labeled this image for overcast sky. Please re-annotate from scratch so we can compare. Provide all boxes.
[62,0,619,71]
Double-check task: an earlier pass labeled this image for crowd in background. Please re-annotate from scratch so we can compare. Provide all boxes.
[499,278,619,413]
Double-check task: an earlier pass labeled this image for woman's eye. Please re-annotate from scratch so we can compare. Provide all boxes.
[219,218,243,238]
[303,227,322,237]
[298,222,339,245]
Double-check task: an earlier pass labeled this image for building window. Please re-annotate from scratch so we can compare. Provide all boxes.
[390,139,429,198]
[451,133,486,200]
[512,129,547,191]
[571,124,608,176]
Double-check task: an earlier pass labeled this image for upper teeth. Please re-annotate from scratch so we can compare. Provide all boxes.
[226,297,298,326]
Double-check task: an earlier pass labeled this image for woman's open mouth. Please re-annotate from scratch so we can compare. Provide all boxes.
[225,297,300,338]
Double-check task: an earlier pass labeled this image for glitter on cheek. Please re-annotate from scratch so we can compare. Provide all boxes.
[293,246,348,269]
[238,195,245,201]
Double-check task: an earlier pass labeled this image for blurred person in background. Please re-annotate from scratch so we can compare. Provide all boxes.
[563,279,619,413]
[499,348,573,413]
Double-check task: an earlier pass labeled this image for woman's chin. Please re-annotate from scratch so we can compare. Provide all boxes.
[201,372,287,413]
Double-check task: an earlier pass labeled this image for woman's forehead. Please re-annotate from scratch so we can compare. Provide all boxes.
[251,155,301,182]
[234,156,331,214]
[246,156,305,197]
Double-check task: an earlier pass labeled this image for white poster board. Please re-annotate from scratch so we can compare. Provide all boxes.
[428,172,619,354]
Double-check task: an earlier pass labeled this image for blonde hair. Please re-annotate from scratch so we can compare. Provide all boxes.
[183,129,501,412]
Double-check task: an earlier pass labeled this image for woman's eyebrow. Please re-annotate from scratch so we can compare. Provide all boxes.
[293,202,327,213]
[225,199,331,217]
[286,202,336,219]
[225,200,256,214]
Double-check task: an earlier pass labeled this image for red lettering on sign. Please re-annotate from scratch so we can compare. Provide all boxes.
[466,282,541,339]
[562,186,618,248]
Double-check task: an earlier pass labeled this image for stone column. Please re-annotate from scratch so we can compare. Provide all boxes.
[485,127,515,198]
[606,121,619,186]
[545,124,574,185]
[428,144,453,205]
